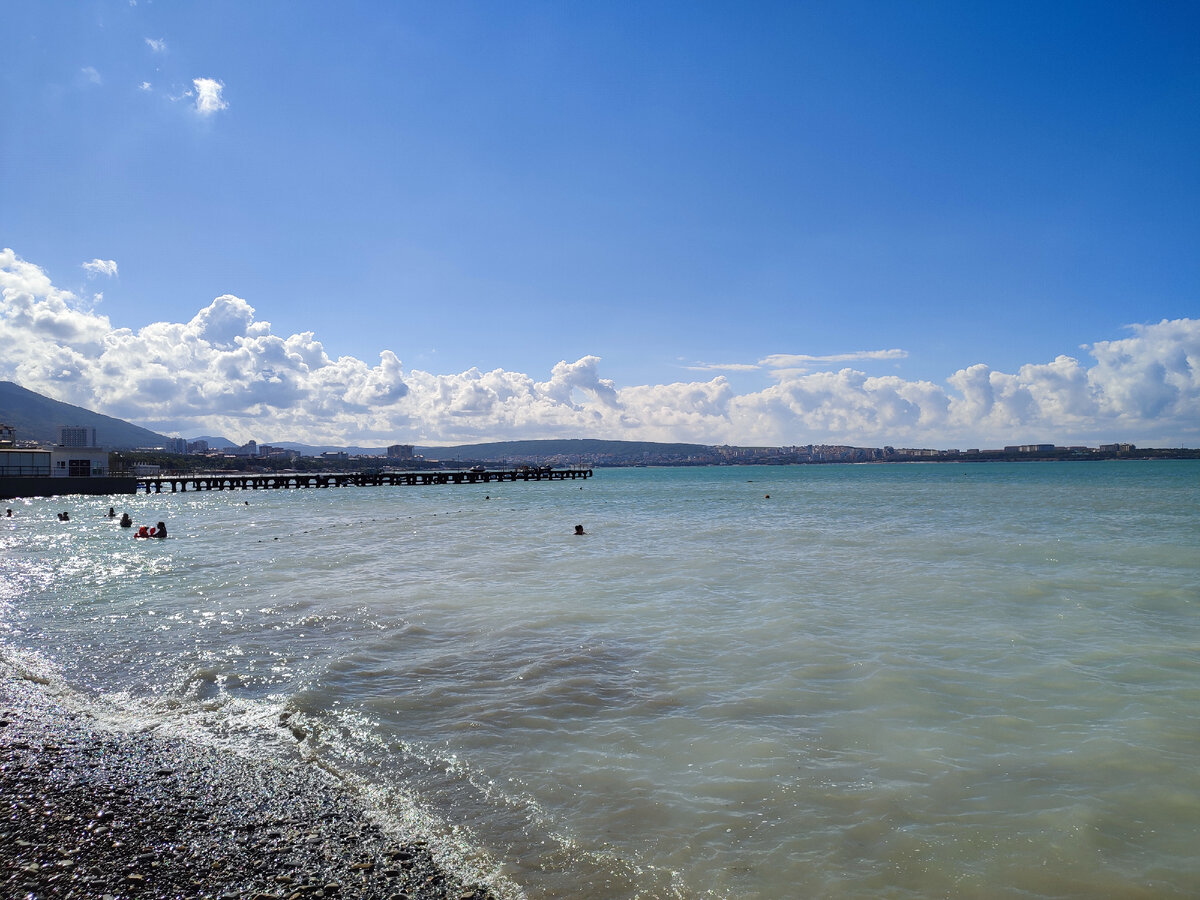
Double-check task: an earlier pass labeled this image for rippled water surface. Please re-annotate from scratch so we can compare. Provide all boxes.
[3,461,1198,898]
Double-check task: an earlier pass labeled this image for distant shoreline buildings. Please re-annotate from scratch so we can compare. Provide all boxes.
[116,437,1194,471]
[4,419,1195,485]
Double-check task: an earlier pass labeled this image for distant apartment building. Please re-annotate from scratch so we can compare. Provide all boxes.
[1099,443,1136,452]
[187,439,209,454]
[164,437,188,454]
[226,440,259,457]
[59,425,97,448]
[1005,444,1056,453]
[259,445,300,461]
[387,444,415,459]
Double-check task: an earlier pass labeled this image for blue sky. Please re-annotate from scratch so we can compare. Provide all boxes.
[2,1,1198,448]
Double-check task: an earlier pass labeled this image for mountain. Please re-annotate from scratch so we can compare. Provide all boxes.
[0,381,176,449]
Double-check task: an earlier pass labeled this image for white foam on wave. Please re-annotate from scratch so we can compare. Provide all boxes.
[0,636,525,899]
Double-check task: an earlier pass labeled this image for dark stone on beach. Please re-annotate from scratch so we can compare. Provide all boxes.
[0,668,499,900]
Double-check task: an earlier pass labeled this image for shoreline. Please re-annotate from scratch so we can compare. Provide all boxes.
[0,664,499,900]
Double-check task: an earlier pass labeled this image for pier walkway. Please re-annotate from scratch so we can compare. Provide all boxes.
[136,467,592,494]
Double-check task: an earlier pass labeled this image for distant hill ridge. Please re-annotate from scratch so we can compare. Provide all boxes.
[0,381,175,449]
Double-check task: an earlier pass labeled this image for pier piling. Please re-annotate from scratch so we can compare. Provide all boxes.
[136,467,592,494]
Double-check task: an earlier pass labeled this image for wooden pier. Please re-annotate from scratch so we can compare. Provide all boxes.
[136,467,593,494]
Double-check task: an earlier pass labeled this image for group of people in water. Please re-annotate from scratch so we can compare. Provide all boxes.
[103,506,166,537]
[11,502,585,540]
[3,505,167,537]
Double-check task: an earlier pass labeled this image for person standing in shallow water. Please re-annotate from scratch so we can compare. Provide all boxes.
[119,513,132,527]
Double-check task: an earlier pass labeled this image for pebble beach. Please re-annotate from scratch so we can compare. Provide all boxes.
[0,663,497,900]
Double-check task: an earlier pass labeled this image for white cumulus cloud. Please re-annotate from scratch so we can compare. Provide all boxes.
[1,249,1197,448]
[192,78,228,116]
[82,259,118,278]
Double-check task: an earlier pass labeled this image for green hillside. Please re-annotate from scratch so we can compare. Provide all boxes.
[0,381,174,449]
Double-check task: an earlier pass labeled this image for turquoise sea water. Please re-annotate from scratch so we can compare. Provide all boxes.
[2,461,1198,898]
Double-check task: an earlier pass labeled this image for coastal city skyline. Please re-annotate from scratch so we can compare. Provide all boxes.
[3,2,1198,449]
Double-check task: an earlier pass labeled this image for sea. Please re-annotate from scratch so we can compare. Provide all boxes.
[2,461,1198,899]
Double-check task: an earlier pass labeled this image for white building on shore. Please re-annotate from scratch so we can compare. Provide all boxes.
[0,423,133,498]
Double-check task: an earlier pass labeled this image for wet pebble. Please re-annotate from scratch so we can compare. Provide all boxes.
[1,669,499,900]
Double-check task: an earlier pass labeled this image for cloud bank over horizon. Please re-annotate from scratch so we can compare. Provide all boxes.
[2,249,1197,448]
